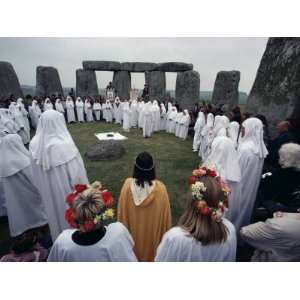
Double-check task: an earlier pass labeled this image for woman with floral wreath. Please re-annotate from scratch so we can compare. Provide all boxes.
[155,167,237,262]
[48,182,137,262]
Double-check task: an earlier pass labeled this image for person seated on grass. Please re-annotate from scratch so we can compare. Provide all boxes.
[240,212,300,262]
[155,167,236,262]
[118,152,172,261]
[0,230,48,262]
[47,182,137,262]
[257,143,300,217]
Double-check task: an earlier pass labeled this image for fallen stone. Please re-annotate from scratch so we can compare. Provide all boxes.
[85,140,126,161]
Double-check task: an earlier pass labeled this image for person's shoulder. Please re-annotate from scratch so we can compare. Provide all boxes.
[54,229,76,245]
[106,222,132,240]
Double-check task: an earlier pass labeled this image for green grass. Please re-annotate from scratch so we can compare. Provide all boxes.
[68,122,201,223]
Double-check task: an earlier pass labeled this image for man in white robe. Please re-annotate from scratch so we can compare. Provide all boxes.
[29,110,89,241]
[122,101,131,132]
[175,111,183,137]
[236,117,268,231]
[0,134,48,237]
[75,97,85,122]
[93,100,101,121]
[29,100,42,129]
[113,97,122,124]
[167,106,178,134]
[151,100,161,132]
[228,121,240,149]
[55,98,65,115]
[160,103,167,131]
[241,212,300,261]
[130,99,139,128]
[84,98,94,122]
[14,104,30,144]
[178,109,191,140]
[65,96,76,123]
[138,101,145,129]
[142,101,153,138]
[104,100,113,123]
[0,108,20,134]
[193,111,206,152]
[199,113,214,160]
[205,136,242,231]
[47,222,137,262]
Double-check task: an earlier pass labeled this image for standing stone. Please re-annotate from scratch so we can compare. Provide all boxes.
[246,38,300,136]
[36,66,64,97]
[0,61,23,102]
[211,71,240,108]
[175,70,200,110]
[145,71,166,101]
[113,71,131,99]
[76,69,99,98]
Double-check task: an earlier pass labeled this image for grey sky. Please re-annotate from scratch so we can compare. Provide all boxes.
[0,37,268,93]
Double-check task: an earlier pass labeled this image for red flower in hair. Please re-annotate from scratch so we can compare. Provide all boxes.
[66,193,77,205]
[201,206,210,216]
[74,184,88,193]
[83,220,95,232]
[102,191,114,207]
[65,208,77,228]
[188,175,197,185]
[206,169,217,177]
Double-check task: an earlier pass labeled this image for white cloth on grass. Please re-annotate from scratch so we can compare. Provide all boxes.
[155,218,236,262]
[0,134,47,237]
[47,222,137,262]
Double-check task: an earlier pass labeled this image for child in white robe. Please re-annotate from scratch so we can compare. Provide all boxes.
[93,100,101,121]
[75,97,85,122]
[84,98,94,122]
[155,169,236,262]
[47,183,137,262]
[65,96,76,123]
[29,110,89,241]
[236,117,268,230]
[0,134,48,237]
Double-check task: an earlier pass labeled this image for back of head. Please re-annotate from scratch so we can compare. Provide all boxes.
[179,169,230,245]
[279,143,300,171]
[133,152,156,188]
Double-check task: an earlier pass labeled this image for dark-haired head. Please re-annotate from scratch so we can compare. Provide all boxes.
[11,230,38,255]
[133,152,156,188]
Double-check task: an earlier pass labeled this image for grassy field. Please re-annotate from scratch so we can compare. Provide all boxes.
[68,122,201,223]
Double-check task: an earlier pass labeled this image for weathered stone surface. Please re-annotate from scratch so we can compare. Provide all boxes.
[175,70,200,110]
[36,66,64,97]
[156,62,193,72]
[83,61,121,71]
[246,38,300,136]
[113,71,131,99]
[145,71,166,100]
[211,71,240,108]
[0,61,23,101]
[121,62,158,72]
[76,69,99,98]
[85,140,126,161]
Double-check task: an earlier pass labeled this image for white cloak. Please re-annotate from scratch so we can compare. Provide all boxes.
[47,222,137,262]
[66,101,76,123]
[76,100,85,122]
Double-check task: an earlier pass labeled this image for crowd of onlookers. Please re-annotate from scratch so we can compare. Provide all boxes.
[1,89,300,262]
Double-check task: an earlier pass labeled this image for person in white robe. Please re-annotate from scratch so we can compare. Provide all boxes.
[160,103,167,131]
[8,101,17,115]
[113,97,122,124]
[47,185,136,262]
[130,99,139,128]
[178,109,191,140]
[0,108,20,134]
[104,100,113,123]
[29,100,42,129]
[151,100,161,132]
[142,101,153,138]
[240,212,300,262]
[14,104,30,144]
[16,98,31,140]
[75,97,85,122]
[205,136,242,231]
[228,121,240,149]
[175,111,183,137]
[55,98,65,114]
[43,98,53,111]
[65,96,76,123]
[199,113,215,160]
[122,101,131,132]
[93,100,101,121]
[236,117,268,230]
[193,111,206,152]
[84,98,94,122]
[0,134,48,237]
[29,110,89,241]
[138,101,146,129]
[167,106,178,134]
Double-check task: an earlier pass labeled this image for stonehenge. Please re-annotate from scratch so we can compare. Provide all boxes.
[76,69,99,98]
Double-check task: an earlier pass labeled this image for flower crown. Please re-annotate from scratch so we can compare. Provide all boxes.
[65,182,114,232]
[188,166,230,222]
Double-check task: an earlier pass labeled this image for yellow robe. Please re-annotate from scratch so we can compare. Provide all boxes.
[117,178,172,262]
